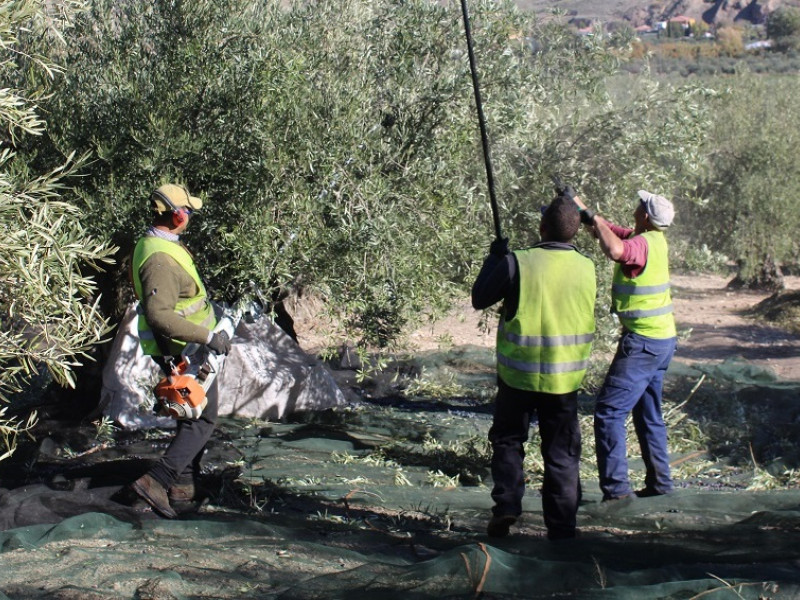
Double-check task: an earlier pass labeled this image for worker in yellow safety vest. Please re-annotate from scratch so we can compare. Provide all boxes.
[128,183,232,519]
[571,188,677,501]
[472,194,596,540]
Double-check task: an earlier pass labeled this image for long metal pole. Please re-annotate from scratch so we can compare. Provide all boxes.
[459,0,502,241]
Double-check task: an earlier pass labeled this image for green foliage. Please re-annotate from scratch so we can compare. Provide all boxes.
[0,0,116,461]
[767,6,800,51]
[690,21,710,38]
[0,406,36,462]
[401,367,470,400]
[669,239,730,275]
[688,73,800,286]
[35,0,505,339]
[25,0,712,348]
[0,0,116,405]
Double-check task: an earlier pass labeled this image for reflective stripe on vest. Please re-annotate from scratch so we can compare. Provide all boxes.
[131,236,216,356]
[611,230,676,339]
[496,246,596,394]
[497,323,592,374]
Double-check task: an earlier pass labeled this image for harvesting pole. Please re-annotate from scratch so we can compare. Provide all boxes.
[459,0,503,241]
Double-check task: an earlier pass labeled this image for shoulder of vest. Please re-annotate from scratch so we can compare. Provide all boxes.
[135,237,194,270]
[516,245,594,270]
[516,242,579,254]
[140,237,191,254]
[139,235,180,247]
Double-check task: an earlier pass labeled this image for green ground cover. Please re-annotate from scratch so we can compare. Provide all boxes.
[2,350,800,598]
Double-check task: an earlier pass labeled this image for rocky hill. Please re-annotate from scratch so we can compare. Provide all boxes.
[516,0,800,27]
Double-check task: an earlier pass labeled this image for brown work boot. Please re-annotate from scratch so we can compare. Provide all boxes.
[168,482,196,504]
[487,514,517,538]
[131,474,178,519]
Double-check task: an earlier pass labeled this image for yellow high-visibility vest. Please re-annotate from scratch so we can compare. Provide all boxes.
[611,230,676,339]
[496,246,596,394]
[131,236,216,356]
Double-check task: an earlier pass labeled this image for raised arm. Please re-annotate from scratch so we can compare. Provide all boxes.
[566,190,625,262]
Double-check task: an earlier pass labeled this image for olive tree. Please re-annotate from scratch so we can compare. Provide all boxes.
[29,0,711,351]
[0,0,116,460]
[767,6,800,52]
[688,72,800,289]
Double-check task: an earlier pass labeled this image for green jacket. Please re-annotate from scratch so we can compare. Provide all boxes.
[131,235,216,356]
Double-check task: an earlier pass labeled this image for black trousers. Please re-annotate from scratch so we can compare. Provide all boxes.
[489,378,582,539]
[149,358,219,489]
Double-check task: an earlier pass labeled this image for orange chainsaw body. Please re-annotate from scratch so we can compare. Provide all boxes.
[154,361,208,420]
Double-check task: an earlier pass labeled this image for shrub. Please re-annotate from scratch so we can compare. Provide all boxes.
[690,73,800,288]
[717,26,745,56]
[769,6,800,38]
[0,0,116,458]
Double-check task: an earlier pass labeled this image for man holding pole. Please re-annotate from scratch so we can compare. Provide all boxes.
[472,194,596,540]
[460,0,595,539]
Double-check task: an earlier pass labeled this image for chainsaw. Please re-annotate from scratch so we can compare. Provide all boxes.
[154,307,240,420]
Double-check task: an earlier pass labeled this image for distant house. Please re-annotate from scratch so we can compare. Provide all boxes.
[635,24,657,34]
[659,15,696,37]
[669,15,696,27]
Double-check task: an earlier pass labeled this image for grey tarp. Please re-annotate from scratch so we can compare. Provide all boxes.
[100,305,345,429]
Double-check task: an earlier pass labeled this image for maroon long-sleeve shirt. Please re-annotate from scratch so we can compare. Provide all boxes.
[605,221,649,278]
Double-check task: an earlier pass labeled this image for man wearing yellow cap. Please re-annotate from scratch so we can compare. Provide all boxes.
[128,183,231,518]
[571,188,677,502]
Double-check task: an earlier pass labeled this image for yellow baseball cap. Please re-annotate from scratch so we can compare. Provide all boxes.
[150,183,203,214]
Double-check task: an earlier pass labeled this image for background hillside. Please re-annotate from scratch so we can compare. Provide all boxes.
[516,0,800,26]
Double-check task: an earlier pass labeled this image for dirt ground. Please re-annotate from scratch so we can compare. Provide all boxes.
[669,273,800,381]
[297,272,800,382]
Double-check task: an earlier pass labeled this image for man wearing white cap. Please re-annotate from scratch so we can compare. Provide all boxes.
[570,188,677,501]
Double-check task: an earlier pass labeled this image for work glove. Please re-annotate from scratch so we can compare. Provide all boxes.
[552,175,576,199]
[579,208,596,225]
[560,185,577,202]
[206,331,232,355]
[489,237,509,257]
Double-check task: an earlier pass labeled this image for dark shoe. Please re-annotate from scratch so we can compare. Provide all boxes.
[168,482,196,503]
[168,481,202,514]
[487,514,517,538]
[602,493,634,502]
[635,488,670,498]
[131,474,178,519]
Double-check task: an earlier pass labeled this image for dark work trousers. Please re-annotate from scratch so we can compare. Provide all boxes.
[594,331,677,500]
[149,358,219,489]
[489,378,582,540]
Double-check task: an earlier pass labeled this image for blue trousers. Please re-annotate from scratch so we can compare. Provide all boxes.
[489,379,581,539]
[594,331,676,499]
